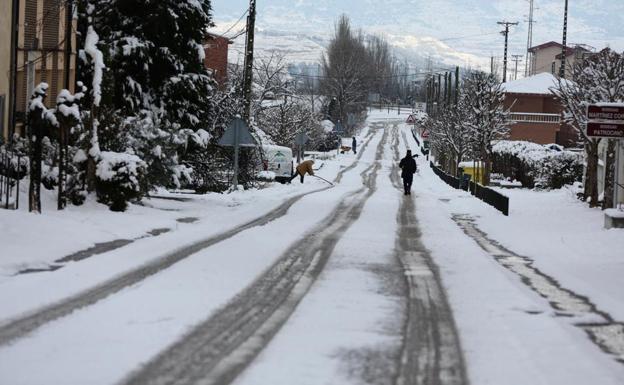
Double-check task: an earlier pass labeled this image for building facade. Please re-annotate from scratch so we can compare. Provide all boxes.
[528,41,592,77]
[0,0,16,142]
[502,73,577,147]
[14,0,76,128]
[204,33,232,89]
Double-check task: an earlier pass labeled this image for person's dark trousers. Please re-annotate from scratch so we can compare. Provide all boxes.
[402,175,413,195]
[289,171,304,184]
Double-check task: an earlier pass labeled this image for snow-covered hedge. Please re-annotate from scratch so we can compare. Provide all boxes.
[96,151,147,211]
[492,140,583,189]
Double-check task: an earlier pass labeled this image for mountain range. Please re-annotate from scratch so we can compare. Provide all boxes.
[212,0,624,72]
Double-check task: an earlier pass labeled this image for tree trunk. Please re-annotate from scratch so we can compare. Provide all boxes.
[28,115,42,213]
[584,140,600,207]
[86,106,98,192]
[602,139,616,209]
[57,122,66,210]
[483,147,492,186]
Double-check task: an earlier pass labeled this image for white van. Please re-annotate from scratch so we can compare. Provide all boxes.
[261,145,293,183]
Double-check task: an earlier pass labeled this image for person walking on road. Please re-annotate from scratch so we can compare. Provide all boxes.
[399,150,417,195]
[352,137,357,154]
[289,159,315,184]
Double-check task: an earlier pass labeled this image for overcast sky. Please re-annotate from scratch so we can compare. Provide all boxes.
[212,0,624,66]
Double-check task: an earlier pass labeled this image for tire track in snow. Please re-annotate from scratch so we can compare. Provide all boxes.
[118,126,390,385]
[0,128,380,347]
[453,214,624,364]
[391,124,468,385]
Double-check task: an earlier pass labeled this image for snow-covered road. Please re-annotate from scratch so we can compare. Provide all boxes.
[0,110,623,385]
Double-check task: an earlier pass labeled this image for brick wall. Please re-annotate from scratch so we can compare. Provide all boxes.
[509,122,560,144]
[504,93,565,145]
[204,35,230,89]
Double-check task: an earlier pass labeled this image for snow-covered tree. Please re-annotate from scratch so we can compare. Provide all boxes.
[429,94,472,176]
[257,99,319,148]
[551,48,624,207]
[27,83,58,213]
[80,0,218,190]
[463,71,510,185]
[321,15,369,128]
[251,52,292,118]
[54,85,87,207]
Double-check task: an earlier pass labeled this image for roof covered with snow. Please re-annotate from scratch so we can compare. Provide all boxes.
[501,73,562,96]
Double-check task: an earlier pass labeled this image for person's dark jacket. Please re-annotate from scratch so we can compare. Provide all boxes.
[399,156,417,178]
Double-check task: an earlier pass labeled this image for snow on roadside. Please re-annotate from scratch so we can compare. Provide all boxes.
[400,123,624,384]
[0,125,371,321]
[479,186,624,321]
[0,129,383,385]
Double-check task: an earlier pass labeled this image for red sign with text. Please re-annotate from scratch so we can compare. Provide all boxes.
[586,122,624,138]
[586,104,624,139]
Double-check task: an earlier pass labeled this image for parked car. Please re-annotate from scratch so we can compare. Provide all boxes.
[260,145,293,183]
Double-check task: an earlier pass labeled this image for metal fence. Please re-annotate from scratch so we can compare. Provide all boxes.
[430,162,509,216]
[0,143,26,210]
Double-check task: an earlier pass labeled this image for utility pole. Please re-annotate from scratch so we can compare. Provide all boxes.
[447,72,452,105]
[437,73,441,117]
[511,54,523,80]
[559,0,569,78]
[525,0,535,76]
[242,0,256,122]
[444,72,449,105]
[498,21,519,83]
[454,66,460,105]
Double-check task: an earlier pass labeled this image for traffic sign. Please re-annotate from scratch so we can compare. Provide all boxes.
[588,105,624,121]
[406,114,416,124]
[586,122,624,138]
[586,104,624,138]
[333,121,345,134]
[218,117,257,189]
[421,129,429,138]
[218,118,257,147]
[295,132,309,146]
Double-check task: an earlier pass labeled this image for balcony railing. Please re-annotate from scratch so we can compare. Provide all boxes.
[510,112,560,124]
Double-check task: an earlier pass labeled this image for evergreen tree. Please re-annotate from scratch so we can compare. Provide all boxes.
[81,0,218,189]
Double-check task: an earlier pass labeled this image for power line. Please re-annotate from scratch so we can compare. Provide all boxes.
[214,9,249,40]
[282,70,451,81]
[436,31,500,43]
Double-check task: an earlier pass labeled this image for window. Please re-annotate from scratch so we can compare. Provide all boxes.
[551,61,556,74]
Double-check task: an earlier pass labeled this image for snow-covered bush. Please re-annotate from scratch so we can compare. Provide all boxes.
[492,140,583,189]
[535,152,584,189]
[95,151,147,211]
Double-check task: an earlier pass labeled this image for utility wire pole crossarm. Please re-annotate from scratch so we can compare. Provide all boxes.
[498,21,519,83]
